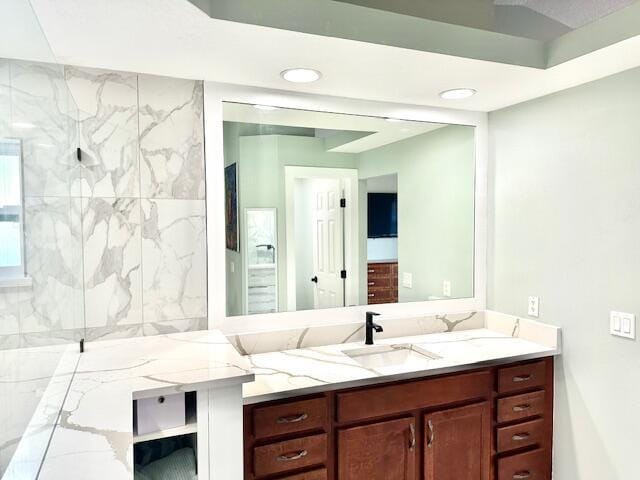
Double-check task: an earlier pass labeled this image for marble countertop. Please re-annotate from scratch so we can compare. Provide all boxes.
[242,313,561,404]
[6,330,253,480]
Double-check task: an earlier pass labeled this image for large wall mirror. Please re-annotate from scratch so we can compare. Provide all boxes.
[223,102,475,316]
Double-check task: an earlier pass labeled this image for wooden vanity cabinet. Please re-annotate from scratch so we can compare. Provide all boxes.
[423,402,491,480]
[243,357,554,480]
[338,417,416,480]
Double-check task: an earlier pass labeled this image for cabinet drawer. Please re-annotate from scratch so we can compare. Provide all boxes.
[253,433,327,478]
[278,468,327,480]
[367,277,391,288]
[497,418,545,453]
[498,361,547,394]
[337,370,492,423]
[253,398,328,440]
[497,391,545,424]
[367,289,392,301]
[367,263,392,276]
[497,449,549,480]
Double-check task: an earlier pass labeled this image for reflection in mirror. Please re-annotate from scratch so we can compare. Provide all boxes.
[223,103,475,316]
[246,208,278,314]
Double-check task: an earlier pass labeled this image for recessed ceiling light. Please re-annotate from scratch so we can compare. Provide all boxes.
[253,105,278,111]
[12,122,36,129]
[281,68,322,83]
[439,88,476,100]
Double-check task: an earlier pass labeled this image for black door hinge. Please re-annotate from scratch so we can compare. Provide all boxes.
[340,198,346,208]
[76,147,82,162]
[341,270,347,279]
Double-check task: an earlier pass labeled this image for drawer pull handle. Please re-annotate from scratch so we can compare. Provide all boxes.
[513,471,531,479]
[277,450,308,462]
[513,404,531,412]
[368,269,375,273]
[368,282,375,286]
[409,423,416,450]
[276,413,308,424]
[512,432,531,441]
[368,293,374,297]
[427,419,434,448]
[513,374,532,382]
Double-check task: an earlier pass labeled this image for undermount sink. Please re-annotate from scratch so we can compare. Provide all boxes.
[342,343,441,369]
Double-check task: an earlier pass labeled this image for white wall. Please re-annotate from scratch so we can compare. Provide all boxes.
[489,66,640,480]
[294,179,315,311]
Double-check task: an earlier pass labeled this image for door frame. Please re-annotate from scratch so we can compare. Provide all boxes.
[243,207,278,315]
[284,166,359,312]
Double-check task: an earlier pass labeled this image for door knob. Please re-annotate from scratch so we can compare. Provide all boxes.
[311,276,318,283]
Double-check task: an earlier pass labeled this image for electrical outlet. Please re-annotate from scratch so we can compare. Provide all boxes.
[528,296,539,317]
[443,280,451,297]
[402,272,413,289]
[610,311,635,339]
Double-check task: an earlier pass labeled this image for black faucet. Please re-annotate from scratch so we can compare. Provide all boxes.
[365,311,383,345]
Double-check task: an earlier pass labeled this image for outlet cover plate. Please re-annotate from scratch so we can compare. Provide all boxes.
[528,296,539,317]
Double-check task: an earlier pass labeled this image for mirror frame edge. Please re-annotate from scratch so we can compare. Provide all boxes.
[204,82,488,334]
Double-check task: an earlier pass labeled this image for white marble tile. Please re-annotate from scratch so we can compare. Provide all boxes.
[484,310,562,350]
[229,311,483,355]
[21,197,84,334]
[142,317,207,336]
[9,60,80,197]
[82,197,142,329]
[138,75,204,199]
[65,66,140,198]
[0,287,29,336]
[141,199,207,323]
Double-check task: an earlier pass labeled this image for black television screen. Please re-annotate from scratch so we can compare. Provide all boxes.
[368,193,398,238]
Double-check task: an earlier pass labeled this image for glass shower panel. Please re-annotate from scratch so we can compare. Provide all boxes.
[0,1,84,478]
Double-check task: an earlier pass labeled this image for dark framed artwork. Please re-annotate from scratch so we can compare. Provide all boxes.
[225,163,238,251]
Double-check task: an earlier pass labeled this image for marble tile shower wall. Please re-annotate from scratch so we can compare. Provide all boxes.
[0,59,207,350]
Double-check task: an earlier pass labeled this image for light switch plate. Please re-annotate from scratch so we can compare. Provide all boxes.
[402,272,412,289]
[610,311,635,339]
[527,296,539,317]
[443,280,451,297]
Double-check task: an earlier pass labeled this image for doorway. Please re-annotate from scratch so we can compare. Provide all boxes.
[285,166,359,311]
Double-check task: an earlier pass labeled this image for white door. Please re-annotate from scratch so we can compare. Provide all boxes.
[311,178,344,309]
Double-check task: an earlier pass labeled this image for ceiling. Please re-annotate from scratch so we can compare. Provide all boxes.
[224,103,445,153]
[494,0,636,29]
[7,0,640,112]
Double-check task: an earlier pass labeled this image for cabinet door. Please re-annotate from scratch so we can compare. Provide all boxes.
[424,402,490,480]
[338,417,416,480]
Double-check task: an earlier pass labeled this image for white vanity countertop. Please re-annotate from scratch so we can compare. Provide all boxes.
[242,313,561,404]
[8,330,253,480]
